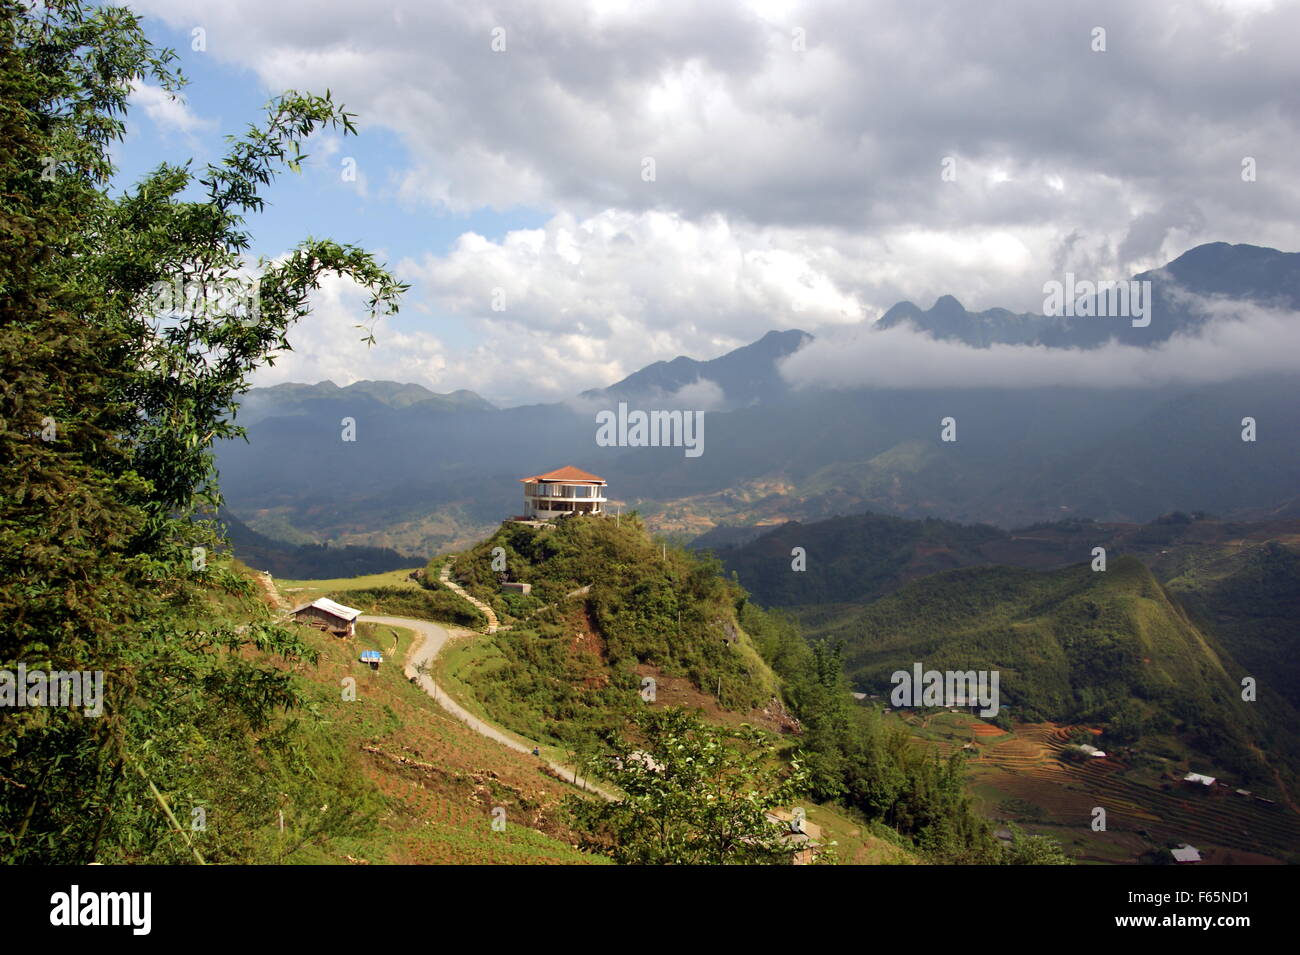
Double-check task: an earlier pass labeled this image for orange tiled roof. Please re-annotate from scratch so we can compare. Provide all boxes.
[519,465,606,484]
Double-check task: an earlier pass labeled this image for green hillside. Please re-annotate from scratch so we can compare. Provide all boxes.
[797,556,1280,788]
[1167,541,1300,708]
[441,515,781,747]
[429,516,1069,864]
[709,510,1006,606]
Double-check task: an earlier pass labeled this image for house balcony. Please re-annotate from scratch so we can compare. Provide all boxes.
[524,484,607,504]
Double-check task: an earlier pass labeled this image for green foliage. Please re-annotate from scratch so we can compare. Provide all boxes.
[1166,542,1300,781]
[466,618,639,746]
[448,516,780,750]
[0,0,404,862]
[998,824,1073,865]
[568,708,809,865]
[754,628,1011,863]
[799,556,1272,785]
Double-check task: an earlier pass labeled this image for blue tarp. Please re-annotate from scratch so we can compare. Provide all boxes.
[359,650,383,663]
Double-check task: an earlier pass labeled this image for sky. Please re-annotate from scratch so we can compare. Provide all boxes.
[119,0,1300,407]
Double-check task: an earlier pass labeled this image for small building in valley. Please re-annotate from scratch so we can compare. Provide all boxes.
[1171,844,1202,864]
[1183,772,1217,787]
[519,466,607,520]
[290,597,362,637]
[766,809,823,866]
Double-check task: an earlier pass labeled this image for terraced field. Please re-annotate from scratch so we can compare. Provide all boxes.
[902,714,1300,863]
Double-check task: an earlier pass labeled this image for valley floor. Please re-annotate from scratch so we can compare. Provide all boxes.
[894,711,1299,864]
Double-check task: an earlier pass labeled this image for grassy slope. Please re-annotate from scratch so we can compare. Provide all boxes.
[224,560,606,864]
[276,567,422,602]
[796,556,1282,789]
[277,567,488,629]
[1166,541,1300,708]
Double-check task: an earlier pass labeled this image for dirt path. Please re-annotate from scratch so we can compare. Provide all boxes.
[438,563,501,633]
[258,572,291,611]
[360,613,613,800]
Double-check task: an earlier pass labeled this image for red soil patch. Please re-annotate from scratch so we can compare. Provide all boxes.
[631,663,799,735]
[565,606,609,689]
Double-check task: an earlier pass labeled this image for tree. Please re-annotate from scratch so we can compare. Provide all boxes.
[998,824,1074,865]
[568,708,811,864]
[0,0,404,862]
[795,640,852,800]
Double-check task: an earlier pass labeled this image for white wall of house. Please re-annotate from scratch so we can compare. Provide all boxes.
[523,481,606,518]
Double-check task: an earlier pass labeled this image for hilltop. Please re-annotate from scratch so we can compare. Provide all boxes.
[437,514,787,747]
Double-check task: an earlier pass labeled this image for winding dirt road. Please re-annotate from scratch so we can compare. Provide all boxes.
[360,613,612,800]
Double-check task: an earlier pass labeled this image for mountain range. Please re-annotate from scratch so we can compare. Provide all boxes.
[876,242,1300,347]
[217,242,1300,564]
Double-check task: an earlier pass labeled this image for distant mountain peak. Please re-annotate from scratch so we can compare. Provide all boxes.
[581,327,811,408]
[875,241,1300,348]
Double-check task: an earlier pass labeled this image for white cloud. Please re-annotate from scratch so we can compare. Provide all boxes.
[667,378,728,411]
[129,0,1300,401]
[254,273,452,389]
[128,0,1300,239]
[128,81,214,140]
[779,299,1300,390]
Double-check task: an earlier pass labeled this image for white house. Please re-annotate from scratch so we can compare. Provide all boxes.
[290,597,362,637]
[1183,772,1216,786]
[1171,844,1202,863]
[519,466,607,520]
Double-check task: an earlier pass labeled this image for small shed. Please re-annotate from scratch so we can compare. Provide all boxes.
[290,597,362,637]
[1171,844,1202,864]
[501,581,532,596]
[1183,772,1216,786]
[359,649,383,670]
[766,810,823,866]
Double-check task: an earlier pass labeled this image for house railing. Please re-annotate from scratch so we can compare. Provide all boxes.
[525,484,606,500]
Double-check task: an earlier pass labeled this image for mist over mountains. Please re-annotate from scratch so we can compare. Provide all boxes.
[218,242,1300,560]
[872,243,1300,349]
